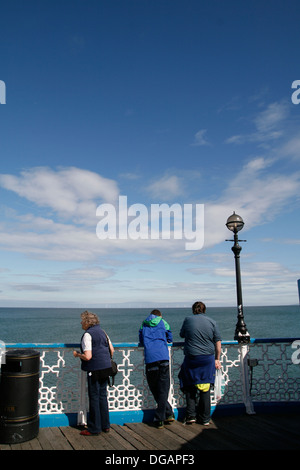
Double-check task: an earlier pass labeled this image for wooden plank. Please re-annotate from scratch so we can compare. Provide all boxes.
[112,423,155,450]
[201,420,251,450]
[9,443,23,450]
[35,428,58,450]
[100,428,136,450]
[240,414,300,449]
[162,422,194,448]
[167,421,223,450]
[125,422,166,450]
[163,420,200,442]
[106,425,136,450]
[46,426,73,450]
[0,442,13,450]
[87,433,115,450]
[255,413,300,447]
[208,416,259,450]
[60,426,95,450]
[19,437,43,450]
[1,413,300,451]
[125,422,182,450]
[178,420,244,450]
[211,415,284,450]
[163,421,207,450]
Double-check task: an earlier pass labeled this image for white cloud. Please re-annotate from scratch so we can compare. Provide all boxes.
[280,136,300,160]
[191,129,210,146]
[201,154,300,249]
[0,154,299,308]
[225,101,289,145]
[254,102,288,135]
[146,174,185,200]
[0,159,299,262]
[222,164,300,230]
[0,167,119,224]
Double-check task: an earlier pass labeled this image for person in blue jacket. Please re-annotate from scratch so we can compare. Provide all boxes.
[139,309,174,428]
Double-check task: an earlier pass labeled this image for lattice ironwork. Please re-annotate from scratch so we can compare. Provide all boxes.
[6,339,300,418]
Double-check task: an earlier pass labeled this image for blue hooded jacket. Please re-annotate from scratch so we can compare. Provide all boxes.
[139,313,173,364]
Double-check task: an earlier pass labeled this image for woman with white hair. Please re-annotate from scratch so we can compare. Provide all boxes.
[73,311,114,435]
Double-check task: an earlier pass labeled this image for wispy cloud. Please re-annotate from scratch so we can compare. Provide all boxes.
[0,156,299,263]
[225,101,289,145]
[0,167,119,225]
[146,174,185,200]
[280,136,300,161]
[191,129,210,146]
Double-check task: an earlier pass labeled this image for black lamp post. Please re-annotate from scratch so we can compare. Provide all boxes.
[226,212,250,344]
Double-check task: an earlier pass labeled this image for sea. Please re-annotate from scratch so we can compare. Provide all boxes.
[0,305,300,345]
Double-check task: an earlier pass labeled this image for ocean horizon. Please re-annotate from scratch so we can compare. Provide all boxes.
[1,304,299,345]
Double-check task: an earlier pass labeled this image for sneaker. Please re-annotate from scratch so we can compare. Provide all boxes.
[196,419,210,426]
[154,420,164,429]
[185,416,196,424]
[164,414,175,424]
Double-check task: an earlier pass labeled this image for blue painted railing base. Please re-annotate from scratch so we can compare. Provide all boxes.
[39,401,300,428]
[39,409,181,428]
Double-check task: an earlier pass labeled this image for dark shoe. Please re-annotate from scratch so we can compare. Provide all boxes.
[184,416,196,424]
[164,414,175,424]
[80,429,100,436]
[103,428,110,433]
[196,417,210,425]
[154,420,164,429]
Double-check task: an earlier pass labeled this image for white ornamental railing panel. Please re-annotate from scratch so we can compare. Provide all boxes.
[5,338,300,423]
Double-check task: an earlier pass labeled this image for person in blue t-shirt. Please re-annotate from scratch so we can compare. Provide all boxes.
[139,309,174,428]
[179,301,222,425]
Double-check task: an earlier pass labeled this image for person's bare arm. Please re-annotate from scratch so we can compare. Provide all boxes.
[215,340,221,369]
[73,350,92,361]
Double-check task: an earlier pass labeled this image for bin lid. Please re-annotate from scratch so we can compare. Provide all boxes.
[5,349,40,359]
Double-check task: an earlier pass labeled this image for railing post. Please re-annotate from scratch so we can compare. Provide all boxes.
[168,345,174,409]
[239,344,255,415]
[77,370,87,426]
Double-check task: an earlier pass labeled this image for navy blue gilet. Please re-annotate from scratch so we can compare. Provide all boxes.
[80,324,111,372]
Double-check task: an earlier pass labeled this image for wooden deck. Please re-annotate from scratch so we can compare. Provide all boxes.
[1,412,300,451]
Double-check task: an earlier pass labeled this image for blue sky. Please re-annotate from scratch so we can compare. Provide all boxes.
[0,0,300,308]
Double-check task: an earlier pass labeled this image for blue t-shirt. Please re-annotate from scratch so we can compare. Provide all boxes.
[180,314,221,356]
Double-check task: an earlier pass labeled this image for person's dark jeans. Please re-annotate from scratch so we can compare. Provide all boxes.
[87,373,110,433]
[185,385,211,423]
[146,360,173,422]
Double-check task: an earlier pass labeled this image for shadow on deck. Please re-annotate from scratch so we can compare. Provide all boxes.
[1,412,300,451]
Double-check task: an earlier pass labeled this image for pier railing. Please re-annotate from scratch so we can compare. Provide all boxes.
[5,338,300,427]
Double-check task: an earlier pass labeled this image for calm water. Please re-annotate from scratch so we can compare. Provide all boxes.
[0,305,299,345]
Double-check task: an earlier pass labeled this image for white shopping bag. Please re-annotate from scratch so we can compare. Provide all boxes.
[214,369,224,402]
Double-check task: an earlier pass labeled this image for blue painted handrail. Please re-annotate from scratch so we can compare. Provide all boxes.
[5,337,300,349]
